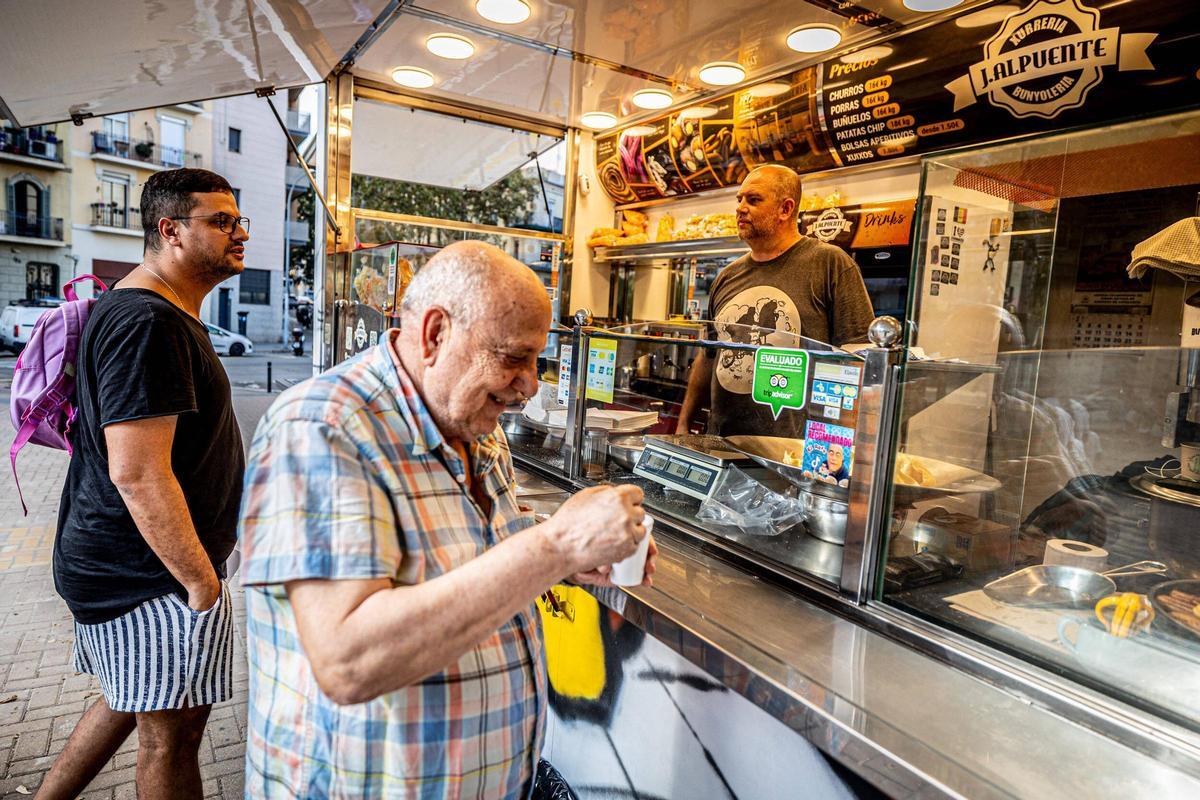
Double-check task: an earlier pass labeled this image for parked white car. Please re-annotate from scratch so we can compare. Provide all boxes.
[206,323,254,357]
[0,300,62,354]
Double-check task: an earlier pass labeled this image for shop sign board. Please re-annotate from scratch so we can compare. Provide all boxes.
[752,348,809,420]
[595,0,1198,202]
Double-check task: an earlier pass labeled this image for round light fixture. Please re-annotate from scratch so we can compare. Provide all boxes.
[632,88,673,110]
[698,61,746,87]
[903,0,965,11]
[390,66,436,89]
[475,0,531,24]
[785,24,842,53]
[840,45,893,64]
[426,33,476,60]
[676,105,719,120]
[745,81,791,99]
[580,111,617,130]
[955,4,1018,27]
[621,125,657,138]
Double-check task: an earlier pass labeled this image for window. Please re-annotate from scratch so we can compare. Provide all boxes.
[26,262,58,300]
[239,268,270,305]
[98,173,131,227]
[231,187,241,205]
[228,127,242,153]
[161,117,186,167]
[103,114,129,141]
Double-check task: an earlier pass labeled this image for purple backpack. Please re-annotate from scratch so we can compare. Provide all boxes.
[8,275,108,514]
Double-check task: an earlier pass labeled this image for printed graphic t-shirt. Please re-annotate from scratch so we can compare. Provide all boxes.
[55,288,244,624]
[705,237,874,437]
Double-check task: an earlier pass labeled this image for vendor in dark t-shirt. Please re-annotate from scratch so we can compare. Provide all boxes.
[676,165,875,437]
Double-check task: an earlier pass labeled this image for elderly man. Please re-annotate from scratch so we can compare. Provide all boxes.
[239,241,654,798]
[676,164,874,437]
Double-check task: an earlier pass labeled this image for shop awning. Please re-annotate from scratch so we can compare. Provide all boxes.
[1,0,988,130]
[0,0,394,126]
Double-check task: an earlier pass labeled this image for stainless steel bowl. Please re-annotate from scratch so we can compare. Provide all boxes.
[801,488,849,545]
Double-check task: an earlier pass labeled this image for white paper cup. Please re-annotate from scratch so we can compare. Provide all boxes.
[610,516,653,587]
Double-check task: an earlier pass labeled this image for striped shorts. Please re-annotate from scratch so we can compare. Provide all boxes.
[72,581,235,713]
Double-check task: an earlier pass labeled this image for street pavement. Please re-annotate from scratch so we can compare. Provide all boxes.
[0,351,311,798]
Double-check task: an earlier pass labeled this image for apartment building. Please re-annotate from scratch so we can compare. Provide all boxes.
[207,93,295,344]
[0,122,72,310]
[68,103,211,293]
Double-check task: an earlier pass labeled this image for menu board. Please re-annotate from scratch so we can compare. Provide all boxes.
[597,0,1200,202]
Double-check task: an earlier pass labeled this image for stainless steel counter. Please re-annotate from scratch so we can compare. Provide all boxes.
[513,464,1200,799]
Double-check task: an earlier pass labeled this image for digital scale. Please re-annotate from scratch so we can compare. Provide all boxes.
[633,434,753,501]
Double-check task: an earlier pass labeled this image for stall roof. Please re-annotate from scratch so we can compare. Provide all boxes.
[0,0,394,126]
[1,0,992,130]
[351,0,1004,129]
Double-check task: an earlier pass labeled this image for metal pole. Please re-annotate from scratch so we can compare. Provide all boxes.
[267,361,273,393]
[283,182,297,349]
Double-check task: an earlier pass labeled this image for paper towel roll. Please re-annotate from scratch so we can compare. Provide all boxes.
[1043,539,1108,570]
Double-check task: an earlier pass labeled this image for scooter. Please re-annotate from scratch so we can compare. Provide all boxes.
[290,326,304,357]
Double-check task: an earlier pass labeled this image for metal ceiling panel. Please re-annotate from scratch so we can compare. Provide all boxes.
[0,0,394,126]
[352,0,998,130]
[350,97,561,189]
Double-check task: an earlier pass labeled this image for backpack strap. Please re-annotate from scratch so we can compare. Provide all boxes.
[8,420,34,516]
[62,274,109,303]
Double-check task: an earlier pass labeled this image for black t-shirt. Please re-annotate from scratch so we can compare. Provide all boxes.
[704,237,874,437]
[55,289,244,624]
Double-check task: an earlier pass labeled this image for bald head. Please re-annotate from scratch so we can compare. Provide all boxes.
[400,240,549,327]
[745,165,803,218]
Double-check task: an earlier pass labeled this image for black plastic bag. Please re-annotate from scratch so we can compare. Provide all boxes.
[532,759,578,800]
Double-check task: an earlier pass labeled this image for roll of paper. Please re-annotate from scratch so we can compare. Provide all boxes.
[1043,539,1108,570]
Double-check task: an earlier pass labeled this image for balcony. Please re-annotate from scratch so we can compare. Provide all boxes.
[286,110,311,138]
[0,210,64,242]
[286,219,310,243]
[286,163,310,188]
[90,132,203,169]
[90,203,142,232]
[0,126,65,165]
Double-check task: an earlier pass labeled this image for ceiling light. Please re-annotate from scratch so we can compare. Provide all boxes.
[903,0,965,11]
[745,81,791,99]
[698,61,745,87]
[426,33,475,60]
[391,66,436,89]
[840,45,893,64]
[786,25,842,53]
[580,111,617,130]
[677,105,719,120]
[632,88,673,110]
[955,5,1019,26]
[475,0,531,24]
[622,125,657,138]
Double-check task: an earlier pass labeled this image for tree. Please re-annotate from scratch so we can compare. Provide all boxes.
[351,172,539,247]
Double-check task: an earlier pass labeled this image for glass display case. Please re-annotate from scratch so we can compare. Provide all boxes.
[333,241,439,359]
[506,319,871,587]
[879,111,1200,728]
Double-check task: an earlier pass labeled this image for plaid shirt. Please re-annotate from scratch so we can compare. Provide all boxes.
[239,337,545,799]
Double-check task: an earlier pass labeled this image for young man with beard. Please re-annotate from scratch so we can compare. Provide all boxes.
[37,169,249,800]
[676,164,875,437]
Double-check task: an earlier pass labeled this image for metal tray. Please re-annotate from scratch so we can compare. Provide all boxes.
[1149,579,1200,644]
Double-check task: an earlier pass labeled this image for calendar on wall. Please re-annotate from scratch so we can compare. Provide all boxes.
[1070,311,1149,348]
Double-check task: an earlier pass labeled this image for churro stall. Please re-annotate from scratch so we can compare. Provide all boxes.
[5,0,1200,797]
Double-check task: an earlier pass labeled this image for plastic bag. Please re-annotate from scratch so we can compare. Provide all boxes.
[697,465,805,537]
[532,759,578,800]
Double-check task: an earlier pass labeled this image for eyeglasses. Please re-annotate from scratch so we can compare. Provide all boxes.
[168,213,250,234]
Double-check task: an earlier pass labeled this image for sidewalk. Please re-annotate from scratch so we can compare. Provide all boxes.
[0,378,275,798]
